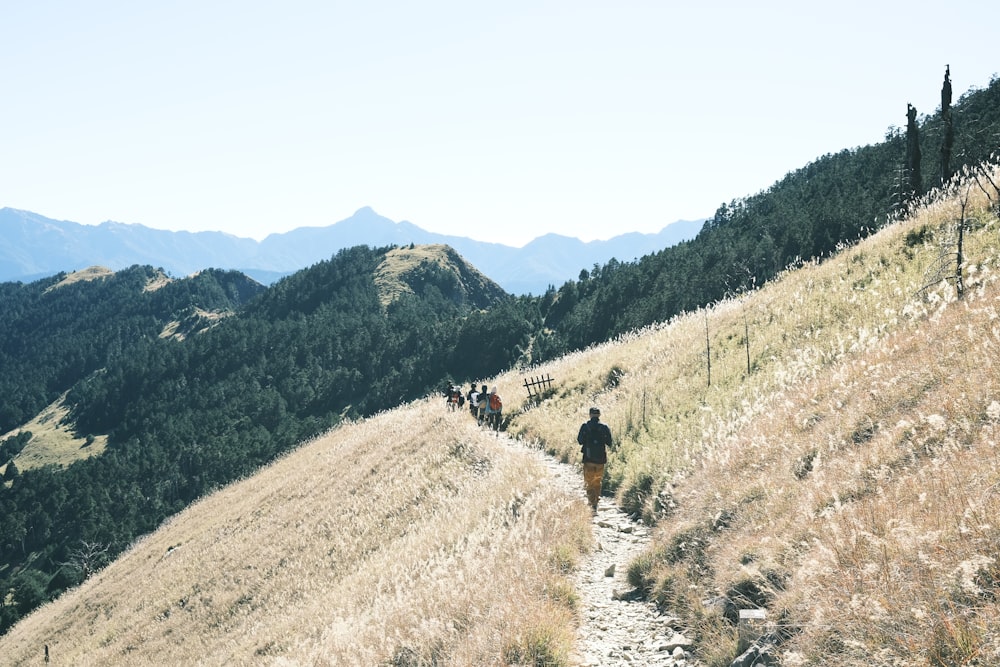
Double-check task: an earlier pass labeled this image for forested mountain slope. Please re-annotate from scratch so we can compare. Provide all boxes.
[535,74,1000,359]
[0,266,264,434]
[0,245,516,633]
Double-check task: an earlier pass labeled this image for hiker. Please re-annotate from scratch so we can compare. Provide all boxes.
[477,384,489,424]
[467,383,480,417]
[577,407,613,512]
[486,386,503,430]
[446,384,462,411]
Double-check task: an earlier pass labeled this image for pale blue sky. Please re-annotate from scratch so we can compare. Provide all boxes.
[2,1,997,246]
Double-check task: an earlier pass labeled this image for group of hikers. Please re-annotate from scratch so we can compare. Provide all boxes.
[445,381,615,513]
[444,383,504,431]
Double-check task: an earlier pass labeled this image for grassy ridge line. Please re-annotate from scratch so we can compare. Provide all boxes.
[504,167,1000,663]
[0,401,591,665]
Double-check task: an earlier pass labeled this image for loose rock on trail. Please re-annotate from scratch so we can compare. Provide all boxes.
[512,437,698,666]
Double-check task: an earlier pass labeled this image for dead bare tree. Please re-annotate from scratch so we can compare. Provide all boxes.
[743,310,752,376]
[919,186,971,300]
[956,189,968,299]
[62,540,110,582]
[940,65,955,185]
[969,159,1000,216]
[704,309,712,388]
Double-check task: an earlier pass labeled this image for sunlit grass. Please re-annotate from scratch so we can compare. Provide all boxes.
[0,402,591,665]
[505,165,1000,663]
[42,266,114,293]
[1,393,107,473]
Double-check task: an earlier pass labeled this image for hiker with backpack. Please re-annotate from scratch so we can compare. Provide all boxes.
[486,386,503,431]
[577,407,614,512]
[477,384,489,425]
[467,383,480,417]
[445,384,462,411]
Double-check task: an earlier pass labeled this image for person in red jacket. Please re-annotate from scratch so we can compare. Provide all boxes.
[577,407,613,512]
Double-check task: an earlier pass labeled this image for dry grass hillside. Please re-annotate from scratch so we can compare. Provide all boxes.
[42,266,114,293]
[374,243,506,308]
[0,394,108,472]
[4,166,1000,666]
[507,166,1000,665]
[0,403,592,665]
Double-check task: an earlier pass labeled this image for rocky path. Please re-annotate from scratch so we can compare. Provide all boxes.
[513,438,698,666]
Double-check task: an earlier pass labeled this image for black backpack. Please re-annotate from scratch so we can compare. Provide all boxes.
[581,422,609,462]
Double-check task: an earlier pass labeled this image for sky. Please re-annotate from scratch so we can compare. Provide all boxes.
[1,1,997,247]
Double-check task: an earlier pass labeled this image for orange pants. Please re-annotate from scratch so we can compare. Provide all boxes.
[583,462,605,509]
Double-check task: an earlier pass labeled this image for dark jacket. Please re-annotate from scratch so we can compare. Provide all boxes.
[577,418,613,464]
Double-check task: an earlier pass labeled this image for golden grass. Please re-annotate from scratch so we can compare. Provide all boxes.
[158,307,233,340]
[374,244,454,306]
[42,266,114,293]
[0,400,591,665]
[1,393,107,473]
[373,243,501,308]
[504,167,1000,664]
[143,269,173,292]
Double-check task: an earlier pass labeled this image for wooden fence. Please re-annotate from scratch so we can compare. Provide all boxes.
[522,374,555,399]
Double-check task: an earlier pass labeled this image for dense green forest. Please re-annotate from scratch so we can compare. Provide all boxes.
[0,267,264,433]
[1,72,999,634]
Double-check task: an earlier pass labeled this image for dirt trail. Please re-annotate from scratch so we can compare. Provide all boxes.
[510,437,698,666]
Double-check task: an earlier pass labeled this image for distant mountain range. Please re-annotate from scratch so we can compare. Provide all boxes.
[0,206,704,294]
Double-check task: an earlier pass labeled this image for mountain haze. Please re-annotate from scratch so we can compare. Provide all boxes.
[0,206,704,295]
